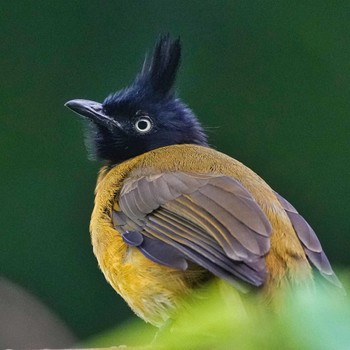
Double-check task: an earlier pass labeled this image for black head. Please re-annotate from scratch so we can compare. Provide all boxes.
[65,35,208,164]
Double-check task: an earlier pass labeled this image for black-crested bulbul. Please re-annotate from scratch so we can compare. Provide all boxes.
[65,35,341,326]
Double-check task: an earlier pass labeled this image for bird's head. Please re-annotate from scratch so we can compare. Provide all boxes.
[65,35,208,164]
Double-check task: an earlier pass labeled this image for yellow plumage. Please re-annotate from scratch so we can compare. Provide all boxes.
[91,144,311,325]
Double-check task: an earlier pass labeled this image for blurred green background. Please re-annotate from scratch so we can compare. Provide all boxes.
[1,1,349,347]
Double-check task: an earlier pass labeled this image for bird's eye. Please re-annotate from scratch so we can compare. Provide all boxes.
[134,117,153,134]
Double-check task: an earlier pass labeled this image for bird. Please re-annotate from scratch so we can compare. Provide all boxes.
[65,35,342,327]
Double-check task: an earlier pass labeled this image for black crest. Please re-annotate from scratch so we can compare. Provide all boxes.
[137,34,181,96]
[66,34,208,164]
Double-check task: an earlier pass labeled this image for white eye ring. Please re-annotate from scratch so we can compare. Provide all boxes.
[135,117,152,133]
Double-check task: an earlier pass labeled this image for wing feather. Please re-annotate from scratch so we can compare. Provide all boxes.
[144,222,264,289]
[192,189,267,255]
[116,172,272,288]
[166,196,247,260]
[153,210,217,249]
[275,192,343,288]
[202,180,271,236]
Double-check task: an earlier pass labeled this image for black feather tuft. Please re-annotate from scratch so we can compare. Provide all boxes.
[77,35,208,164]
[137,34,181,96]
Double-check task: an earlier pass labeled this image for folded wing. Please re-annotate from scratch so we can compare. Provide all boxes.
[114,172,272,291]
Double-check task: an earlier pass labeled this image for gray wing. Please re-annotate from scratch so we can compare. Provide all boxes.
[113,172,272,292]
[275,192,343,289]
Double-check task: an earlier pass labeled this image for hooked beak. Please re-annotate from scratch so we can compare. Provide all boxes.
[64,99,119,129]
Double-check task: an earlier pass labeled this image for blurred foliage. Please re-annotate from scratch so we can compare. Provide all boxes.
[86,275,350,350]
[1,0,349,344]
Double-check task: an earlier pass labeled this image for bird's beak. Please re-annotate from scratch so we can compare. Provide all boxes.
[64,99,118,129]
